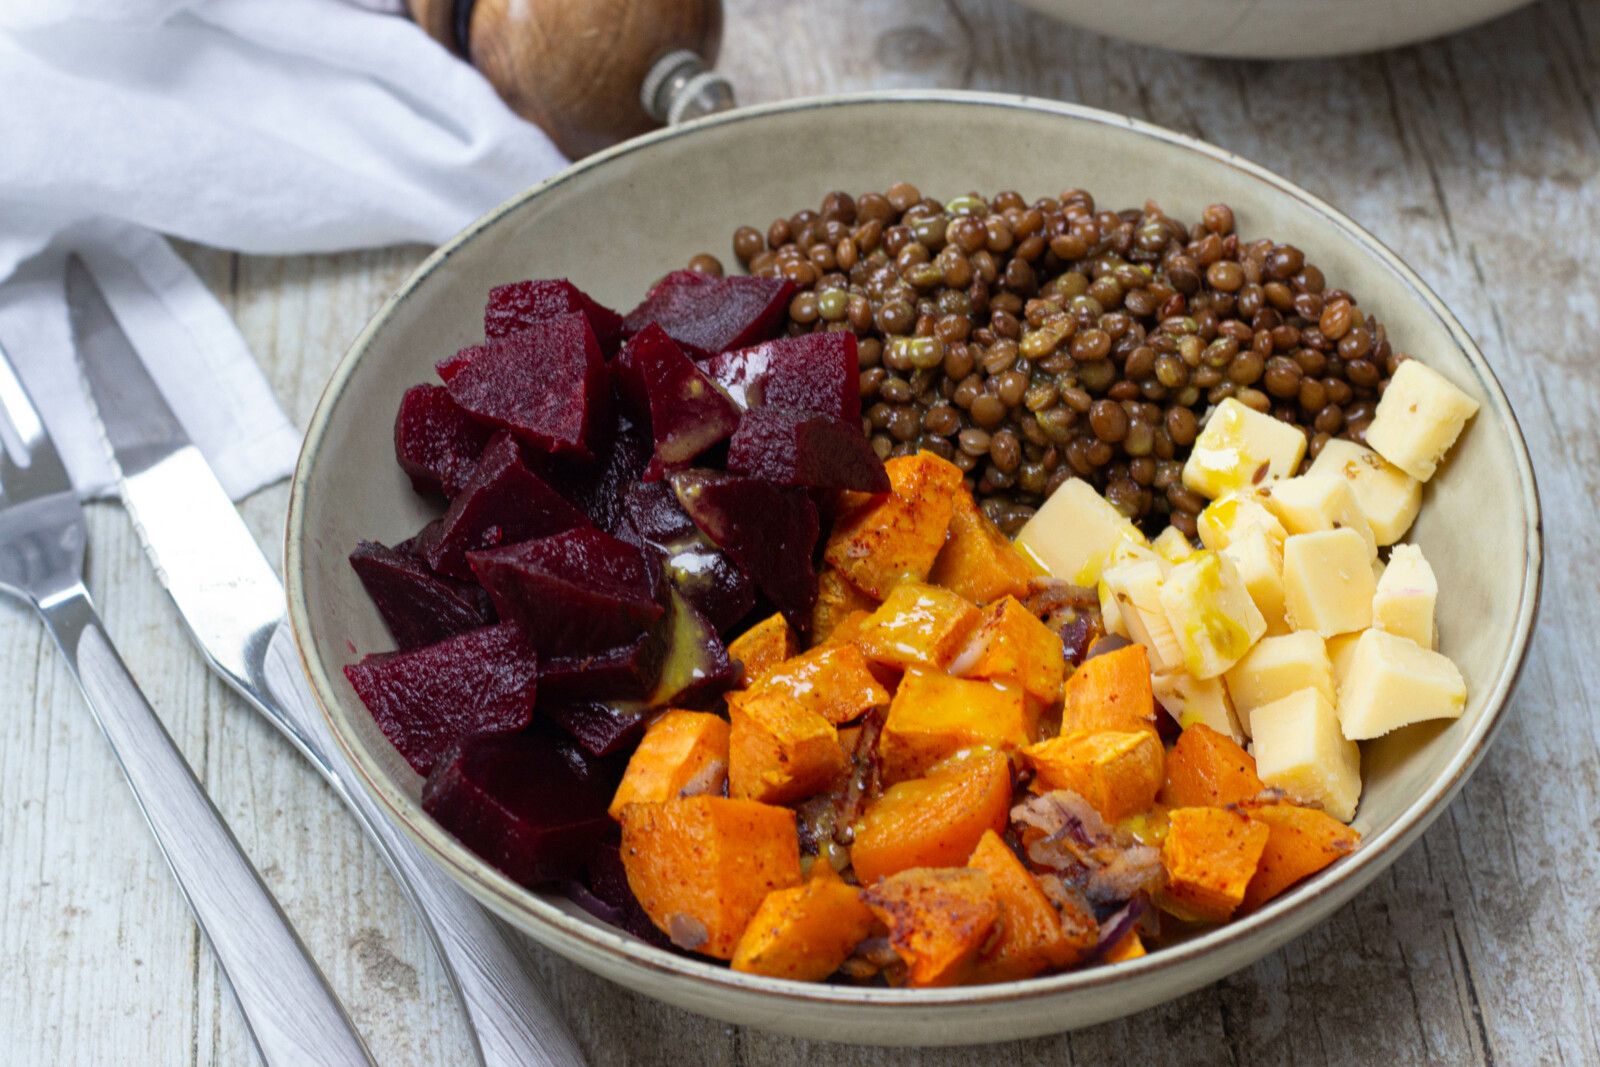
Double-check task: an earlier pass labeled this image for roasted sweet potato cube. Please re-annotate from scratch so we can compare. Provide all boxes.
[929,489,1037,604]
[855,582,981,672]
[728,613,798,686]
[1059,644,1158,736]
[730,873,875,981]
[1101,929,1146,962]
[1159,723,1265,809]
[824,452,964,599]
[1158,806,1270,923]
[812,566,878,645]
[863,868,1001,987]
[952,596,1067,705]
[851,749,1012,884]
[750,643,890,725]
[1025,730,1164,822]
[608,710,730,819]
[620,796,801,958]
[967,831,1096,981]
[1240,803,1360,911]
[818,609,873,650]
[727,689,848,805]
[880,668,1034,783]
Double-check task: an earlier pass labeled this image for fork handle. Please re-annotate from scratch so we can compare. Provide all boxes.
[39,587,374,1067]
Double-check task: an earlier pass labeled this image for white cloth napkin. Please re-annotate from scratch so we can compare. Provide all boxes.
[0,0,567,498]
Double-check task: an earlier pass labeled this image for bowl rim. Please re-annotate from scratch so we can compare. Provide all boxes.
[286,88,1544,1011]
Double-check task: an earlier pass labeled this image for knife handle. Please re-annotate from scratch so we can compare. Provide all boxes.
[262,626,587,1067]
[40,587,374,1067]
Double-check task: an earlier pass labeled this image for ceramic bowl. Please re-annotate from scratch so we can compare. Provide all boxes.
[1011,0,1535,58]
[286,90,1541,1046]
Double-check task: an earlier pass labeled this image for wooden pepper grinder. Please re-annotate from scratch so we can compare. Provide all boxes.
[408,0,735,159]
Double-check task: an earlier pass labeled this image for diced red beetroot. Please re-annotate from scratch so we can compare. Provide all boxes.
[442,313,607,458]
[417,434,591,581]
[393,385,493,499]
[544,701,651,758]
[726,406,889,492]
[349,541,493,650]
[422,729,616,886]
[617,482,754,633]
[670,471,819,635]
[575,841,673,947]
[613,324,741,473]
[539,629,667,703]
[468,527,666,657]
[621,271,795,358]
[702,332,860,424]
[485,279,624,353]
[533,413,651,534]
[344,623,537,775]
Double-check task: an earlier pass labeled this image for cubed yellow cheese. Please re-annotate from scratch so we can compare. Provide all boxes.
[1220,525,1289,637]
[1182,398,1308,500]
[1364,360,1480,482]
[1327,632,1362,694]
[1307,439,1421,546]
[1159,551,1266,679]
[1261,474,1377,559]
[1249,688,1362,822]
[1371,544,1436,648]
[1282,529,1376,637]
[1097,577,1128,638]
[1152,526,1198,565]
[1223,631,1334,737]
[1101,559,1182,672]
[1196,489,1286,553]
[1152,669,1244,743]
[1336,628,1466,740]
[1016,478,1144,586]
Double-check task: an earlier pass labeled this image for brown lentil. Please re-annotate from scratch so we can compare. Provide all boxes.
[698,191,1403,534]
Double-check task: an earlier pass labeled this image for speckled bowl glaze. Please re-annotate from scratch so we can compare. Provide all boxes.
[286,91,1541,1046]
[1011,0,1535,58]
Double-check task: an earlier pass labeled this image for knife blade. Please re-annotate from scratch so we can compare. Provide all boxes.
[68,257,585,1067]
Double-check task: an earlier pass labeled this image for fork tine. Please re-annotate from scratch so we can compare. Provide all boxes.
[0,336,75,496]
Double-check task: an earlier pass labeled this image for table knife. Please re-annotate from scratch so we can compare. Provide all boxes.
[67,257,586,1067]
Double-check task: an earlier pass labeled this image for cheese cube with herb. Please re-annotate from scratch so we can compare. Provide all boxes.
[1371,544,1437,648]
[1159,551,1267,679]
[1219,525,1289,637]
[1307,439,1422,546]
[1262,474,1377,559]
[1101,559,1183,672]
[1336,628,1466,740]
[1197,489,1287,553]
[1015,478,1145,586]
[1282,529,1376,637]
[1364,360,1480,482]
[1249,687,1362,822]
[1153,669,1245,743]
[1223,632,1334,737]
[1182,398,1308,500]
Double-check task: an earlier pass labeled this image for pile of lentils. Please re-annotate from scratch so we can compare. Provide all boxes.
[686,185,1405,538]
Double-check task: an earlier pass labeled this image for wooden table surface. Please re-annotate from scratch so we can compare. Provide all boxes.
[5,1,1597,1063]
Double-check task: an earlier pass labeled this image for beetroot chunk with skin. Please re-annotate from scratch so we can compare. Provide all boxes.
[393,384,493,499]
[621,271,795,358]
[349,541,492,650]
[442,312,607,458]
[535,413,651,534]
[617,481,754,633]
[613,324,741,472]
[539,629,668,703]
[485,279,624,353]
[422,729,616,886]
[670,470,820,635]
[344,623,537,775]
[544,701,651,759]
[702,331,859,424]
[417,433,591,581]
[727,406,890,492]
[468,528,666,657]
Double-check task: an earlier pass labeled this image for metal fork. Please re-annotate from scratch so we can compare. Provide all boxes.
[0,340,374,1067]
